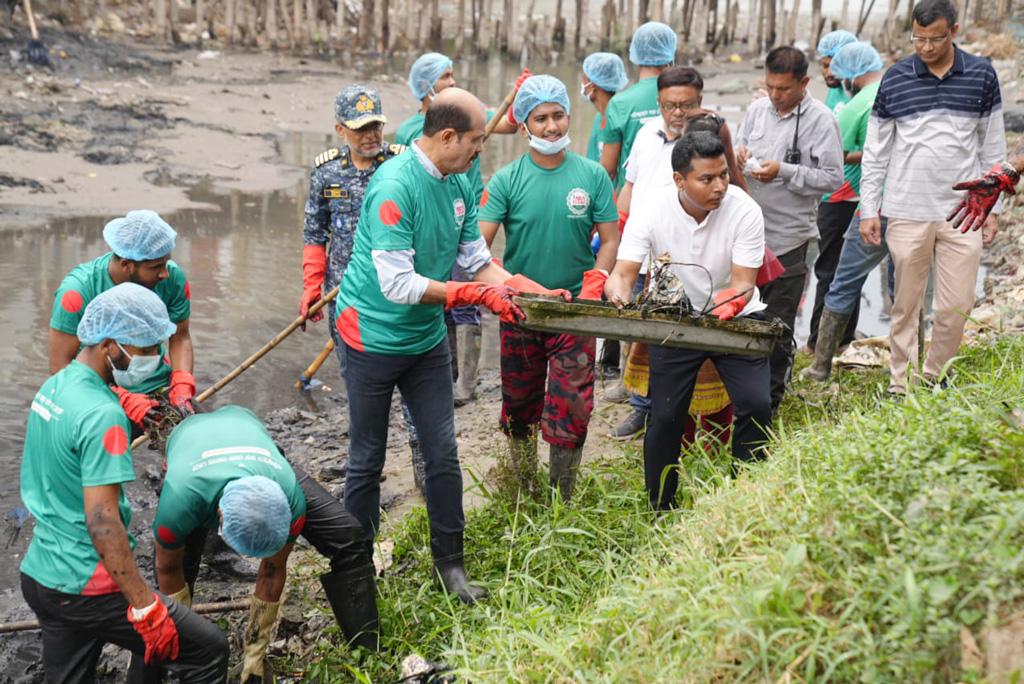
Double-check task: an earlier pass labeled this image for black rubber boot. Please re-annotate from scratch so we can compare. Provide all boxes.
[320,564,380,651]
[430,531,488,604]
[548,445,583,502]
[802,309,851,382]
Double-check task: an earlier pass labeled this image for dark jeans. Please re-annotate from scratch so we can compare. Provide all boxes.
[808,201,860,349]
[760,242,809,410]
[21,573,228,684]
[644,345,772,509]
[343,339,463,540]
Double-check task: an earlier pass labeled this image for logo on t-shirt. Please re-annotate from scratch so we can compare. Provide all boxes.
[453,198,466,228]
[566,188,591,217]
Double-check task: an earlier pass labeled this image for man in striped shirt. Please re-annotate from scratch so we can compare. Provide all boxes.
[859,0,1006,395]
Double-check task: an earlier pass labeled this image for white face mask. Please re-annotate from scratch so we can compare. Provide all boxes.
[580,81,593,97]
[528,133,571,156]
[109,341,161,388]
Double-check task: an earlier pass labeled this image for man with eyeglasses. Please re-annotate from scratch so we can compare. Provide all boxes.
[859,0,1006,395]
[736,46,844,411]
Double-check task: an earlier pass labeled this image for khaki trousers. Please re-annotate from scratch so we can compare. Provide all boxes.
[885,219,981,392]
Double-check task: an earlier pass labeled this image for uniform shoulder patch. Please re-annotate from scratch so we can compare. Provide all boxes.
[314,148,340,168]
[387,143,407,157]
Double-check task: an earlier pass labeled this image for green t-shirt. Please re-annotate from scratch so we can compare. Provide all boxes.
[597,77,660,189]
[50,252,191,394]
[586,110,604,163]
[393,110,491,203]
[825,81,881,203]
[153,405,306,549]
[479,152,617,295]
[825,86,851,113]
[20,361,135,595]
[337,150,481,355]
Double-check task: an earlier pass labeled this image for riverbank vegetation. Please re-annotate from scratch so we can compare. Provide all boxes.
[278,335,1024,681]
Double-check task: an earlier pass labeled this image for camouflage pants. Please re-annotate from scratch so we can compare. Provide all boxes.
[499,324,596,449]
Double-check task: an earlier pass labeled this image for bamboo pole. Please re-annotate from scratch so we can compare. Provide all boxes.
[0,600,251,635]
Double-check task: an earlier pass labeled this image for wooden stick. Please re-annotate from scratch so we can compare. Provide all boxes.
[0,599,250,634]
[130,286,340,449]
[23,0,40,40]
[295,338,336,390]
[482,81,521,142]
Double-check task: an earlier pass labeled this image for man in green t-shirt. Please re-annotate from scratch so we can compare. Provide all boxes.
[479,75,618,501]
[805,41,887,382]
[581,52,629,164]
[20,283,227,682]
[49,210,197,429]
[816,30,858,113]
[151,405,378,681]
[337,87,565,604]
[598,21,678,190]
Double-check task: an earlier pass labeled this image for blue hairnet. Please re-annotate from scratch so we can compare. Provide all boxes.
[628,22,677,66]
[513,75,570,124]
[583,52,629,93]
[76,283,177,347]
[817,30,857,58]
[830,41,883,80]
[103,210,177,262]
[220,476,291,558]
[408,52,453,101]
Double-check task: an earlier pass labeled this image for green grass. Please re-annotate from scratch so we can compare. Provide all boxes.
[295,336,1024,683]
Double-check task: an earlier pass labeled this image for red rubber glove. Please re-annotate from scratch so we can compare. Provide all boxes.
[578,269,609,300]
[127,594,180,664]
[756,246,786,287]
[710,288,746,321]
[503,274,572,301]
[111,386,159,428]
[617,210,629,235]
[947,162,1020,233]
[299,244,327,325]
[168,370,196,415]
[445,282,525,324]
[506,69,534,124]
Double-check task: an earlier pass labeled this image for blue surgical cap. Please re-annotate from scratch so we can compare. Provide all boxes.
[583,52,629,93]
[103,210,177,262]
[76,283,177,347]
[408,52,453,101]
[629,22,677,66]
[817,30,858,58]
[830,41,883,80]
[219,476,291,558]
[512,75,571,124]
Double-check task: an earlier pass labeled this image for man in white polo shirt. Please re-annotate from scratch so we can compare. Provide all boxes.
[605,131,771,510]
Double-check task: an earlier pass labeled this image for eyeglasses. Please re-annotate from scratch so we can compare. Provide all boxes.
[349,122,384,135]
[909,32,949,46]
[659,101,700,113]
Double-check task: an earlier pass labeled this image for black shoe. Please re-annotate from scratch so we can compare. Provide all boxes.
[430,531,488,604]
[599,364,620,380]
[610,409,647,441]
[320,560,380,651]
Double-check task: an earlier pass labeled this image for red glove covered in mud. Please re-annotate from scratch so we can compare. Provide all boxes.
[947,162,1020,233]
[299,244,327,325]
[711,288,746,321]
[578,269,609,300]
[168,370,196,415]
[445,282,525,324]
[504,274,572,301]
[111,386,159,428]
[617,210,629,235]
[127,595,180,664]
[506,69,534,124]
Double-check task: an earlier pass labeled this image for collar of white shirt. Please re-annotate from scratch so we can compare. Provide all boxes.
[411,141,445,180]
